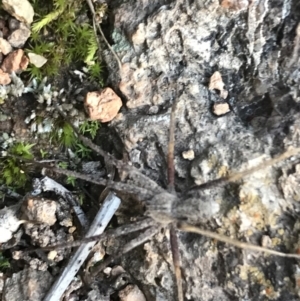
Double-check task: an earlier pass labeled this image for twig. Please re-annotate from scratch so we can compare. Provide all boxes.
[167,99,178,193]
[90,226,158,277]
[41,166,155,201]
[0,185,22,199]
[167,97,184,301]
[85,0,122,71]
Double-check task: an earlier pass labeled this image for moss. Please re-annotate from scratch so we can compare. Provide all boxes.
[0,142,35,188]
[50,117,99,158]
[26,0,105,82]
[50,118,77,148]
[0,252,10,271]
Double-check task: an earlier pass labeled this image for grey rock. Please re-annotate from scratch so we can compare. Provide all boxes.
[8,18,20,31]
[103,0,300,300]
[0,203,24,244]
[7,23,31,48]
[0,37,12,55]
[2,0,34,25]
[2,269,53,301]
[21,196,57,226]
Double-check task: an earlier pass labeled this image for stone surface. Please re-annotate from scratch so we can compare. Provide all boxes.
[84,88,122,122]
[0,38,13,55]
[28,52,47,68]
[102,0,300,300]
[7,23,31,48]
[0,69,11,85]
[2,0,34,25]
[21,196,57,226]
[0,203,23,243]
[2,269,53,301]
[1,49,29,73]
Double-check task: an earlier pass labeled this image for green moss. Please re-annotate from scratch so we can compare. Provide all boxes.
[26,0,106,82]
[0,142,35,188]
[0,252,10,271]
[79,120,100,139]
[50,118,98,159]
[50,118,77,148]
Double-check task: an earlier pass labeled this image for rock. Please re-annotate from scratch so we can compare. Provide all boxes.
[8,18,20,31]
[132,23,146,45]
[182,150,195,160]
[22,196,57,226]
[0,112,8,121]
[212,102,230,116]
[0,37,13,55]
[0,203,24,243]
[7,23,31,48]
[119,63,153,108]
[82,161,105,178]
[28,52,48,68]
[209,71,228,99]
[47,250,57,261]
[0,272,4,292]
[2,0,34,25]
[104,1,300,300]
[1,49,29,73]
[0,69,11,85]
[118,284,146,301]
[2,269,53,301]
[84,88,122,122]
[220,0,249,10]
[111,265,126,277]
[279,164,300,202]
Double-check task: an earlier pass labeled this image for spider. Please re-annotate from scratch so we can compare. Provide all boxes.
[32,101,300,301]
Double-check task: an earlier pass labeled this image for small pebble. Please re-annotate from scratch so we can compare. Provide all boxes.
[103,267,112,276]
[212,102,230,116]
[47,250,57,260]
[182,149,195,160]
[119,284,146,301]
[8,18,20,31]
[68,226,76,234]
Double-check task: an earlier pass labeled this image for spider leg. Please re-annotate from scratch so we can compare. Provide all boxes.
[55,104,167,197]
[177,221,300,259]
[55,91,185,299]
[188,146,300,192]
[90,225,159,277]
[42,167,157,202]
[26,217,156,253]
[124,167,165,194]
